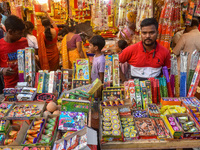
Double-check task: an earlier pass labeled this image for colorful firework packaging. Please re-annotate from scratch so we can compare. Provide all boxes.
[133,110,148,118]
[148,104,160,118]
[120,116,138,141]
[102,108,122,138]
[135,118,157,138]
[23,119,45,145]
[6,104,42,118]
[39,116,58,144]
[152,118,171,140]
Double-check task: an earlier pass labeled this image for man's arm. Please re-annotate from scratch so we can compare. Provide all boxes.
[0,67,15,76]
[45,12,57,28]
[98,72,104,83]
[172,36,185,56]
[118,45,132,63]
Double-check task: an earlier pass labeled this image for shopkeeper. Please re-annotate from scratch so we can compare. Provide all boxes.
[119,18,171,81]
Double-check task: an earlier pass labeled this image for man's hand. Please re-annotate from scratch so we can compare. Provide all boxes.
[2,68,15,76]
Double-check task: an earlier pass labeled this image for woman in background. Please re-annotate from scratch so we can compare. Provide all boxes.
[61,21,85,69]
[24,21,38,50]
[38,12,59,71]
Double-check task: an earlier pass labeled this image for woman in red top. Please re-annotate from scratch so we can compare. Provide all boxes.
[38,12,59,71]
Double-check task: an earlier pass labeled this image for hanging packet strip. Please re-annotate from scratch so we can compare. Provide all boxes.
[162,66,173,97]
[104,55,113,89]
[180,51,189,97]
[17,50,25,82]
[187,50,200,92]
[170,55,179,97]
[188,57,200,97]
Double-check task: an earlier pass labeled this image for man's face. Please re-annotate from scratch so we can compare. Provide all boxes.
[9,29,24,42]
[141,25,158,46]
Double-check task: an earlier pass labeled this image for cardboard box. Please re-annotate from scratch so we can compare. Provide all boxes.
[5,102,46,120]
[37,115,59,146]
[0,120,11,134]
[100,107,123,142]
[0,146,23,149]
[154,118,173,140]
[173,113,200,139]
[53,127,97,150]
[4,121,29,146]
[0,102,14,119]
[76,59,90,80]
[163,115,183,139]
[120,115,139,141]
[21,117,46,146]
[161,97,182,106]
[135,118,157,139]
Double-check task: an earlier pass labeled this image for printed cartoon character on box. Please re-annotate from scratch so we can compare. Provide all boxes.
[114,59,119,69]
[73,116,79,129]
[115,70,119,85]
[78,69,84,79]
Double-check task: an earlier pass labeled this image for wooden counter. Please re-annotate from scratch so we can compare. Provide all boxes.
[101,139,200,150]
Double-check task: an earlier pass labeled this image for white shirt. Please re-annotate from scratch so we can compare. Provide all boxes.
[26,34,38,49]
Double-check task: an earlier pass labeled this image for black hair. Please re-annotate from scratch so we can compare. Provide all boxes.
[0,14,2,19]
[89,35,105,51]
[140,18,158,30]
[41,17,52,41]
[190,18,199,27]
[5,15,25,31]
[118,40,128,50]
[67,19,76,32]
[0,7,3,14]
[68,25,76,32]
[24,21,34,37]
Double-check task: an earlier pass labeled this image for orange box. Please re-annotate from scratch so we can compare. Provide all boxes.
[161,97,182,106]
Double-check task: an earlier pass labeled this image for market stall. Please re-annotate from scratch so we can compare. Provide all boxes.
[1,0,200,150]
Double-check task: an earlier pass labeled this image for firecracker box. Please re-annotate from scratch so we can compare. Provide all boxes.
[44,72,50,93]
[104,55,113,89]
[5,102,46,120]
[128,80,135,105]
[154,118,173,141]
[25,48,35,87]
[112,55,120,87]
[36,115,59,146]
[100,107,123,142]
[53,127,97,150]
[173,113,200,139]
[76,59,90,80]
[146,80,153,104]
[17,49,25,82]
[21,117,46,146]
[135,118,157,139]
[163,115,183,139]
[161,97,182,106]
[37,71,46,93]
[17,87,37,101]
[48,71,57,94]
[62,70,69,91]
[134,79,142,109]
[5,122,29,146]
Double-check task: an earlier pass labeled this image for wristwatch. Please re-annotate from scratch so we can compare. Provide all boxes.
[0,68,4,75]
